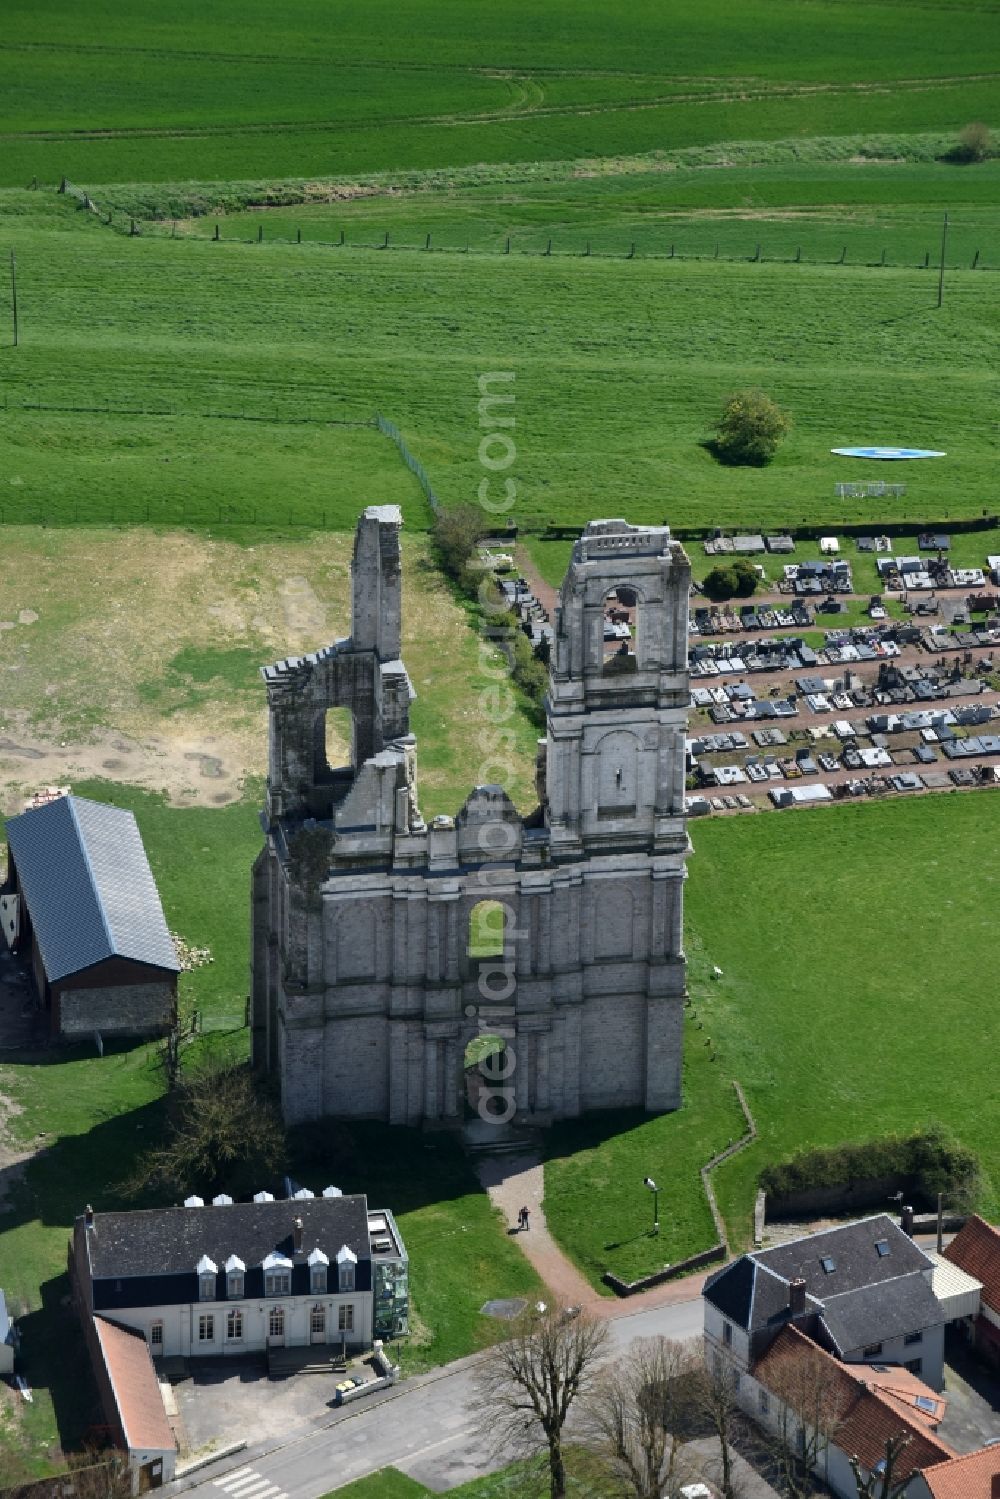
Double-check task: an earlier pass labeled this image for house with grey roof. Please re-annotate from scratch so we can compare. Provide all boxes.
[70,1188,409,1368]
[703,1213,947,1390]
[2,795,179,1039]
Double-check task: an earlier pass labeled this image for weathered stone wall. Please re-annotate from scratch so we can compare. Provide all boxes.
[254,515,691,1129]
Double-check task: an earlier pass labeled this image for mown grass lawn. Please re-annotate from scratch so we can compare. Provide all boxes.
[327,1449,605,1497]
[1,198,996,537]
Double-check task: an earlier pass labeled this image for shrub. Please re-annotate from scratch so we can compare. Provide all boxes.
[431,504,489,584]
[703,560,758,601]
[759,1126,980,1212]
[947,122,993,164]
[713,387,791,467]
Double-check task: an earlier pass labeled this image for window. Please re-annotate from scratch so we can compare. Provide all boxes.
[339,1263,355,1294]
[310,1265,327,1294]
[875,1239,891,1257]
[722,1321,733,1348]
[759,1388,770,1416]
[198,1314,214,1343]
[265,1270,291,1297]
[820,1256,837,1275]
[227,1271,244,1299]
[268,1307,285,1339]
[226,1309,243,1342]
[905,1357,923,1376]
[904,1330,922,1346]
[338,1304,354,1333]
[199,1273,215,1301]
[863,1342,883,1358]
[150,1322,163,1349]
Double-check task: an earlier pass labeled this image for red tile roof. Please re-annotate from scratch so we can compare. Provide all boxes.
[856,1364,947,1428]
[754,1326,954,1485]
[918,1443,1000,1499]
[94,1317,174,1454]
[943,1216,1000,1314]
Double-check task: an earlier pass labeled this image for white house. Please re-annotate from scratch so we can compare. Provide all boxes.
[71,1190,408,1362]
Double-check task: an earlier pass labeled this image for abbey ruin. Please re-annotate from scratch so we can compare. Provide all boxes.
[251,507,690,1128]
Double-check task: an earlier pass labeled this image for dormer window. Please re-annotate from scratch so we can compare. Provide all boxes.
[263,1250,293,1296]
[224,1254,246,1299]
[196,1254,218,1301]
[308,1247,329,1295]
[335,1244,358,1293]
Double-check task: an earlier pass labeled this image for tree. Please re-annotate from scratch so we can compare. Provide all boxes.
[702,560,758,602]
[948,122,992,163]
[689,1354,747,1499]
[125,1063,285,1198]
[762,1340,847,1497]
[713,388,791,467]
[586,1336,702,1499]
[477,1305,610,1499]
[432,504,489,585]
[848,1432,913,1498]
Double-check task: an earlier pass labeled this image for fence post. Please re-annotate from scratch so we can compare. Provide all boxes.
[795,247,801,263]
[258,225,263,244]
[714,243,719,259]
[924,250,930,268]
[425,232,431,250]
[297,228,301,244]
[383,232,389,249]
[627,242,635,259]
[339,229,345,246]
[839,246,846,264]
[670,243,675,258]
[753,243,761,262]
[880,248,886,266]
[214,223,219,241]
[972,249,980,269]
[505,237,510,254]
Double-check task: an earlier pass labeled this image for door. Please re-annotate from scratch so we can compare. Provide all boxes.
[310,1306,326,1345]
[267,1306,285,1346]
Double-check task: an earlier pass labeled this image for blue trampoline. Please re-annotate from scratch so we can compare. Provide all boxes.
[830,446,946,460]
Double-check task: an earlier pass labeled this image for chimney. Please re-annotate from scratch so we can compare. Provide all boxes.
[293,1216,304,1254]
[901,1204,915,1237]
[789,1278,807,1317]
[84,1204,95,1230]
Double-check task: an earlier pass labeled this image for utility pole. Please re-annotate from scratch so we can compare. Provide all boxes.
[937,212,949,308]
[10,249,17,347]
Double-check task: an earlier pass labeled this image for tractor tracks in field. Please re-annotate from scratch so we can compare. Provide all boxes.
[1,65,997,143]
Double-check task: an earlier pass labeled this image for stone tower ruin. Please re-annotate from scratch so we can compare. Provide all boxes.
[251,508,690,1128]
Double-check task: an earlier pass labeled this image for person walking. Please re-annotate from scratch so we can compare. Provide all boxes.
[519,1205,530,1231]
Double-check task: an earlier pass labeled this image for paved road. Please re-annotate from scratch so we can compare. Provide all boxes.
[174,1297,705,1498]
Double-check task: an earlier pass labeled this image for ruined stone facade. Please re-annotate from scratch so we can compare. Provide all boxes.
[252,507,690,1127]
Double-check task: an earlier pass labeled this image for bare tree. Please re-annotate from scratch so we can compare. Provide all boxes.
[585,1335,701,1499]
[849,1433,913,1499]
[762,1339,847,1497]
[689,1353,747,1499]
[477,1305,610,1499]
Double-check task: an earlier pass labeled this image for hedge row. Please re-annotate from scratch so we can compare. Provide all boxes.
[760,1125,980,1212]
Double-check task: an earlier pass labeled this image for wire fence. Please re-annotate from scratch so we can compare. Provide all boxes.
[0,400,442,527]
[60,180,999,273]
[374,410,441,515]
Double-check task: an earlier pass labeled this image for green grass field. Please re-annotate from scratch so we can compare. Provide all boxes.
[178,158,1000,270]
[0,193,996,535]
[2,0,997,185]
[542,793,1000,1290]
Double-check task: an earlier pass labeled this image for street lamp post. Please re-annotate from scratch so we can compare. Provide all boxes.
[643,1176,659,1235]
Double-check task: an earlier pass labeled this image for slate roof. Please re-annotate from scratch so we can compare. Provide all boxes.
[705,1216,935,1345]
[917,1443,1000,1498]
[94,1316,175,1454]
[82,1196,372,1279]
[5,796,179,983]
[943,1215,1000,1314]
[754,1327,954,1485]
[820,1274,944,1355]
[752,1214,932,1300]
